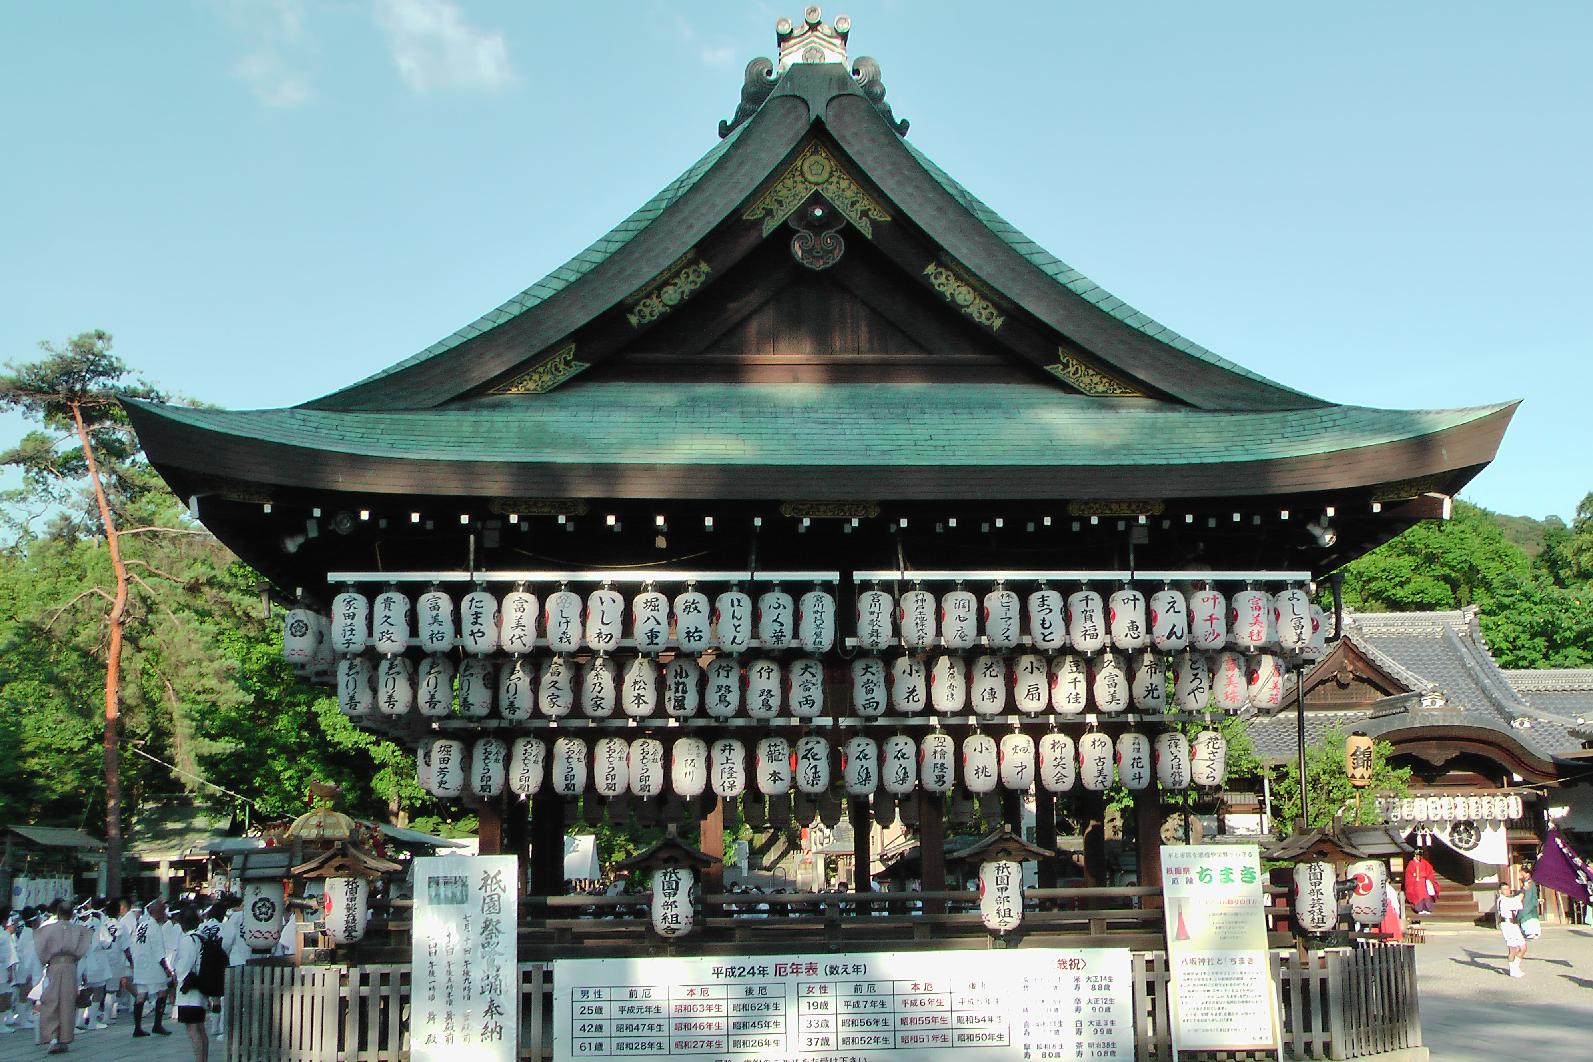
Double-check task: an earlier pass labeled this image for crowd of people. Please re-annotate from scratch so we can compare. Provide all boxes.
[1,894,249,1058]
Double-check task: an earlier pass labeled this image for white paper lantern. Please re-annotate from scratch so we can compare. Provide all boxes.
[755,737,792,796]
[1399,798,1416,822]
[509,737,547,796]
[323,876,369,945]
[1348,860,1388,925]
[499,590,539,654]
[458,590,498,656]
[1191,730,1228,787]
[1507,794,1523,820]
[1247,654,1284,711]
[1149,589,1189,652]
[594,737,631,798]
[1109,588,1149,651]
[1038,733,1077,792]
[999,733,1036,791]
[756,589,794,649]
[797,589,837,653]
[1437,795,1454,820]
[376,656,413,717]
[855,589,894,651]
[714,590,753,654]
[897,589,937,650]
[795,735,831,794]
[552,737,589,796]
[1011,654,1050,714]
[979,860,1023,934]
[962,734,999,794]
[545,590,583,653]
[789,657,827,718]
[940,590,978,650]
[1067,590,1107,653]
[331,592,370,655]
[705,658,742,718]
[1154,733,1191,790]
[416,590,455,653]
[579,656,618,717]
[919,732,956,793]
[669,737,708,798]
[1411,797,1429,822]
[631,590,670,654]
[711,739,747,798]
[628,738,664,799]
[890,656,927,714]
[470,738,507,797]
[651,866,694,938]
[429,738,466,798]
[1308,604,1328,654]
[673,590,712,654]
[1078,732,1115,791]
[1028,589,1067,650]
[283,608,318,666]
[416,656,455,718]
[849,657,886,718]
[1130,653,1167,714]
[311,615,334,674]
[1213,651,1249,712]
[843,736,879,795]
[415,738,436,794]
[622,656,658,718]
[538,655,574,718]
[584,589,624,651]
[1188,588,1227,651]
[1273,588,1312,652]
[970,655,1007,716]
[1230,589,1272,650]
[1116,732,1153,791]
[745,658,783,718]
[1172,652,1211,713]
[1091,653,1130,713]
[1293,862,1337,933]
[663,657,701,717]
[929,655,968,714]
[1050,655,1089,715]
[498,657,535,721]
[1465,795,1483,821]
[882,735,918,796]
[984,588,1022,650]
[337,656,374,717]
[372,591,411,655]
[455,658,494,718]
[240,881,286,952]
[1480,794,1499,821]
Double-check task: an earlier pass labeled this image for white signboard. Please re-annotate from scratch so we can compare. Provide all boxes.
[554,948,1132,1061]
[412,855,519,1061]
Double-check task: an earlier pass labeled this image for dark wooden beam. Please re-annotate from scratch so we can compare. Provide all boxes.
[529,791,565,896]
[918,791,946,915]
[1034,788,1058,889]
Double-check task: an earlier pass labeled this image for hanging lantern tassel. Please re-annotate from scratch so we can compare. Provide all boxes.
[323,876,369,945]
[979,859,1024,934]
[1190,730,1227,788]
[1292,862,1337,934]
[651,866,695,938]
[1345,732,1375,788]
[1348,859,1388,925]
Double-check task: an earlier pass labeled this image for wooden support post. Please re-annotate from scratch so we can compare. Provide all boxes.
[850,798,872,911]
[504,794,530,893]
[1134,791,1164,907]
[1081,791,1108,886]
[918,791,946,914]
[1035,788,1058,889]
[528,790,565,896]
[700,795,725,893]
[477,793,505,856]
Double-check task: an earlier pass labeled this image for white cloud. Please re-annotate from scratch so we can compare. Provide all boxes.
[668,8,738,67]
[219,0,314,108]
[373,0,512,94]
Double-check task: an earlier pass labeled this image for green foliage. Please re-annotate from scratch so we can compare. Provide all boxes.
[1265,727,1411,834]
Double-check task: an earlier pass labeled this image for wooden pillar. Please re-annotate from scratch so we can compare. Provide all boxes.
[528,790,565,896]
[1134,791,1164,907]
[1035,788,1058,889]
[850,798,872,908]
[700,795,725,892]
[504,794,530,893]
[1080,792,1108,886]
[477,793,505,856]
[918,791,946,914]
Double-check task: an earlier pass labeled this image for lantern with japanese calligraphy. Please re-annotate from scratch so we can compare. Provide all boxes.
[579,656,618,718]
[897,589,936,650]
[1091,652,1129,713]
[497,656,534,721]
[979,860,1023,934]
[1399,798,1417,822]
[1506,794,1523,820]
[457,658,494,718]
[545,589,583,653]
[1038,733,1077,792]
[499,589,538,654]
[628,738,664,799]
[372,590,411,655]
[240,881,286,952]
[785,657,824,717]
[797,589,836,653]
[552,737,589,797]
[1050,655,1088,715]
[929,655,968,714]
[1437,795,1455,820]
[855,589,893,651]
[755,737,792,796]
[1188,587,1226,651]
[1130,653,1167,714]
[1230,589,1272,650]
[1212,651,1249,713]
[849,657,886,718]
[331,591,369,655]
[1116,732,1152,791]
[429,738,465,798]
[323,877,369,945]
[983,587,1021,649]
[415,738,436,793]
[283,608,318,666]
[1011,654,1049,713]
[1293,862,1337,933]
[509,737,547,796]
[376,655,413,717]
[745,658,783,718]
[631,589,670,654]
[661,737,706,798]
[673,588,711,653]
[458,589,498,656]
[1247,653,1284,711]
[710,739,746,799]
[941,589,979,649]
[416,590,455,653]
[538,654,574,717]
[1345,732,1375,787]
[1410,796,1430,822]
[919,732,956,793]
[651,866,694,939]
[416,655,454,718]
[311,615,334,674]
[1149,588,1189,652]
[843,736,879,796]
[1078,732,1115,791]
[754,587,794,649]
[890,655,927,714]
[337,656,374,717]
[1172,652,1211,713]
[999,733,1036,791]
[970,655,1007,716]
[1191,730,1227,787]
[1308,604,1328,654]
[962,733,999,794]
[621,656,658,718]
[1154,732,1190,790]
[1067,590,1107,653]
[1273,588,1312,653]
[593,737,631,797]
[714,590,753,653]
[705,657,741,718]
[1028,588,1068,650]
[882,735,918,795]
[1466,795,1484,820]
[795,735,831,794]
[584,588,623,651]
[1348,860,1388,925]
[1109,588,1149,651]
[663,657,701,717]
[470,738,507,798]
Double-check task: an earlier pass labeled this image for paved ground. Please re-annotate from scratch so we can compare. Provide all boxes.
[0,1007,223,1061]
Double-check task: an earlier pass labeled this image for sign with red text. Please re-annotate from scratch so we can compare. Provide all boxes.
[412,855,519,1061]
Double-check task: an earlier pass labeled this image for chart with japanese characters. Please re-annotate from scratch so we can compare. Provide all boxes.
[412,855,520,1062]
[553,948,1132,1062]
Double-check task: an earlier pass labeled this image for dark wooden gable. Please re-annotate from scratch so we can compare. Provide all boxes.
[1301,639,1413,710]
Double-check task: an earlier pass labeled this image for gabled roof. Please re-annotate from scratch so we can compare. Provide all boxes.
[4,826,105,851]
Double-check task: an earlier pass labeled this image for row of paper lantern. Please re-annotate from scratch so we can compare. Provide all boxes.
[1292,860,1388,932]
[291,584,1324,664]
[415,729,1228,800]
[232,878,370,948]
[338,649,1287,721]
[1379,793,1523,824]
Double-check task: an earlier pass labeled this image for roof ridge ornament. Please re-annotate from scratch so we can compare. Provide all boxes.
[778,7,850,70]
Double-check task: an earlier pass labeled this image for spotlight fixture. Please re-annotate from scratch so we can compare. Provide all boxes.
[1306,517,1338,548]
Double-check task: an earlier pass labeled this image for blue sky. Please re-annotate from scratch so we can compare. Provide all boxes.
[2,1,1588,521]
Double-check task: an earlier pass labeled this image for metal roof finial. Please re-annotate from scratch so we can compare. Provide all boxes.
[777,7,850,70]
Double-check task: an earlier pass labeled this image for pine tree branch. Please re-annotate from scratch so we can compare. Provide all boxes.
[124,558,185,583]
[44,586,114,630]
[119,526,210,538]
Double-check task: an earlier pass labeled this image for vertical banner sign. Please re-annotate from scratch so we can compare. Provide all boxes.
[413,855,519,1061]
[1159,844,1280,1055]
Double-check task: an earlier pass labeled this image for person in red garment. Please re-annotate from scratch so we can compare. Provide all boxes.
[1404,851,1439,915]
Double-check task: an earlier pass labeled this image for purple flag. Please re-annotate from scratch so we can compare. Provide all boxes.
[1531,827,1592,903]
